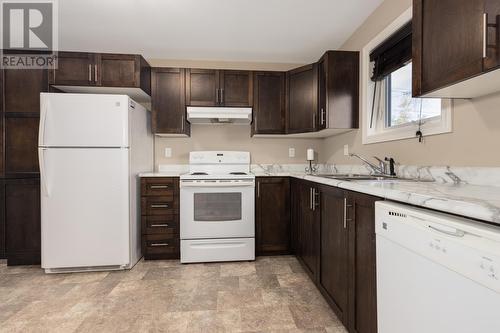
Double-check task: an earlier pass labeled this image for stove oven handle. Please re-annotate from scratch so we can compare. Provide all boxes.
[180,181,255,188]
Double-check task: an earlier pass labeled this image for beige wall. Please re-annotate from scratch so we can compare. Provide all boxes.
[323,0,500,167]
[155,125,323,166]
[152,0,500,168]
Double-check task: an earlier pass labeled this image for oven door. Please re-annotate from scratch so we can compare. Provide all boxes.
[180,180,255,239]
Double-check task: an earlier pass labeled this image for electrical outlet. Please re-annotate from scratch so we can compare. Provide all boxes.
[344,145,349,156]
[289,148,295,158]
[164,148,172,158]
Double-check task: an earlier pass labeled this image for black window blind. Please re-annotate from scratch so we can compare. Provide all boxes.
[370,21,412,81]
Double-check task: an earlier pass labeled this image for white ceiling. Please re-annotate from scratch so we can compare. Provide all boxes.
[58,0,383,63]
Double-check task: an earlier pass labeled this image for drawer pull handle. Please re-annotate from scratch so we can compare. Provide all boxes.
[150,185,169,189]
[150,242,169,247]
[150,224,169,227]
[151,204,168,208]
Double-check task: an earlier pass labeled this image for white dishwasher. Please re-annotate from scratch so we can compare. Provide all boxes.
[375,201,500,333]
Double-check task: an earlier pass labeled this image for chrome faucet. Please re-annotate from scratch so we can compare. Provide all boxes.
[349,153,396,176]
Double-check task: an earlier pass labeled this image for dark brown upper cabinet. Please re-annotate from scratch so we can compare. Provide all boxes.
[413,0,500,98]
[252,71,286,135]
[286,64,318,134]
[185,69,252,107]
[185,69,219,106]
[50,51,151,97]
[255,177,290,255]
[50,52,96,86]
[318,51,359,130]
[484,0,500,71]
[151,68,190,136]
[219,70,253,106]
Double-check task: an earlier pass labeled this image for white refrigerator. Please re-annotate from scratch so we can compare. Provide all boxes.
[39,93,153,273]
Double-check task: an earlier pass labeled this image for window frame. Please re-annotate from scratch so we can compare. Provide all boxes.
[361,8,452,145]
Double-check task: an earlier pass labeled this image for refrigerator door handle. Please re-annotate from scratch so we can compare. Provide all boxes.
[39,96,49,146]
[39,148,50,197]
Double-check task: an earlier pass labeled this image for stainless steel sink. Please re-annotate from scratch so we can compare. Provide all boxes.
[316,174,424,182]
[316,174,385,181]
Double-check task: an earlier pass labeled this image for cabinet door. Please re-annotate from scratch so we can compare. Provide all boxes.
[50,52,96,86]
[317,58,327,130]
[484,0,500,70]
[347,192,378,333]
[413,0,484,96]
[2,69,47,177]
[4,117,39,176]
[4,179,41,265]
[296,181,319,280]
[318,185,349,325]
[255,177,290,255]
[0,182,4,259]
[252,72,285,134]
[185,69,219,106]
[287,64,318,133]
[219,70,252,107]
[3,69,48,114]
[152,68,189,135]
[97,54,139,88]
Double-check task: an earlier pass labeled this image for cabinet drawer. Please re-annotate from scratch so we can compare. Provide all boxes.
[143,234,179,257]
[141,196,177,215]
[141,178,177,196]
[141,215,178,235]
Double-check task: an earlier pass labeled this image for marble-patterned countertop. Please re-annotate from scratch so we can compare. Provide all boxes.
[139,172,185,177]
[139,164,500,224]
[288,174,500,224]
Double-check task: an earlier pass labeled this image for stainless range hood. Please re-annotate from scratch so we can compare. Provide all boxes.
[186,107,252,124]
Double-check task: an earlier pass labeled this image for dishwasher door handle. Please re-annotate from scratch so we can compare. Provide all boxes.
[428,225,466,238]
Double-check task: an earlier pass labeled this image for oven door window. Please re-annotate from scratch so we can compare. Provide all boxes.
[193,192,242,221]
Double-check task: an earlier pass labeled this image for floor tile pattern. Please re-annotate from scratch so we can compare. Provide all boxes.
[0,256,347,332]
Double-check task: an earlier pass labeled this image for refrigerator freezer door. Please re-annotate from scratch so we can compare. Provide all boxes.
[40,147,130,270]
[39,93,129,148]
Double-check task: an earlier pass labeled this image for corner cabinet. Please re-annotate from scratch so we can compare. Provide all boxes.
[291,179,379,333]
[318,51,359,130]
[292,179,319,280]
[317,184,349,326]
[255,177,290,255]
[286,64,318,134]
[252,71,286,135]
[346,191,378,333]
[50,51,151,98]
[186,69,252,107]
[151,68,190,136]
[413,0,500,98]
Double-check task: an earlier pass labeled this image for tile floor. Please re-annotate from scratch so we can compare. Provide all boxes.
[0,256,347,332]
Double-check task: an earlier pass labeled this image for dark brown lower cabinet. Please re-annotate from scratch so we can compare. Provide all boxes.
[291,179,319,281]
[0,184,4,259]
[291,178,379,333]
[3,178,41,265]
[140,177,180,260]
[255,177,290,255]
[317,184,349,326]
[346,191,378,333]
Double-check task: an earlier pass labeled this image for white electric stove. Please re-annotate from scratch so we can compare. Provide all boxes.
[179,151,255,263]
